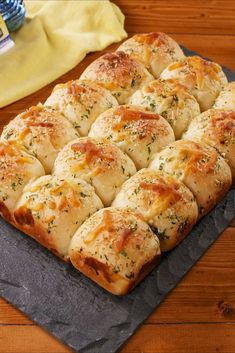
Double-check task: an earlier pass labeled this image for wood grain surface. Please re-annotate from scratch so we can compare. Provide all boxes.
[0,1,235,352]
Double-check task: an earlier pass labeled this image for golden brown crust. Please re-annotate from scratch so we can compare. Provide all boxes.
[14,205,66,259]
[70,251,161,295]
[0,201,14,224]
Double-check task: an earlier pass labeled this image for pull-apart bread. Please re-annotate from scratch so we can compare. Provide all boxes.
[214,81,235,110]
[80,51,154,104]
[149,140,232,218]
[129,78,200,139]
[0,31,234,295]
[118,32,184,78]
[183,109,235,178]
[45,80,118,136]
[53,137,136,206]
[0,141,45,224]
[14,176,103,260]
[89,105,175,169]
[1,105,79,173]
[112,169,198,251]
[160,56,227,111]
[69,207,161,295]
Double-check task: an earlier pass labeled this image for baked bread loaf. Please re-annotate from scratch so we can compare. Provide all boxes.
[160,56,228,111]
[112,169,198,251]
[89,105,175,169]
[129,78,200,139]
[1,105,79,173]
[69,207,161,295]
[80,51,154,104]
[118,32,184,78]
[0,31,233,296]
[214,81,235,110]
[53,137,136,206]
[14,176,103,260]
[149,140,232,218]
[0,141,45,224]
[44,80,118,136]
[183,109,235,178]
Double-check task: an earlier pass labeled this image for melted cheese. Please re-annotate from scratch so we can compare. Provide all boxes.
[113,106,159,131]
[84,209,113,244]
[134,32,167,46]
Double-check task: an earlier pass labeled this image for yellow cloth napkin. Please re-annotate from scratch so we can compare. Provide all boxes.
[0,0,127,108]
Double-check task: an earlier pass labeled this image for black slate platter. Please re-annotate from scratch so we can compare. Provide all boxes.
[0,47,235,353]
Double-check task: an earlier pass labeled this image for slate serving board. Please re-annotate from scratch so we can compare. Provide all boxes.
[0,47,235,353]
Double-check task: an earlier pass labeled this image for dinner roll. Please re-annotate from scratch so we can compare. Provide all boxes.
[183,109,235,178]
[44,80,118,136]
[53,137,136,206]
[88,105,175,169]
[69,207,161,295]
[80,51,154,104]
[1,105,79,173]
[14,176,103,260]
[214,81,235,110]
[0,141,45,224]
[149,140,232,218]
[118,32,184,78]
[129,78,200,139]
[112,169,198,251]
[160,56,228,111]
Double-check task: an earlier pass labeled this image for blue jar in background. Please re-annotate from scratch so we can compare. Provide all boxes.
[0,0,25,33]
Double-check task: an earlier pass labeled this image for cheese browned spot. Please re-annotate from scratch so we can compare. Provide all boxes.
[135,32,167,46]
[20,106,43,120]
[168,56,221,82]
[67,81,88,96]
[140,178,182,204]
[113,106,160,131]
[180,143,218,176]
[84,209,114,244]
[115,228,133,252]
[71,140,115,166]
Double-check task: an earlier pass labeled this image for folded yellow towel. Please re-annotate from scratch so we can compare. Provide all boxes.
[0,0,127,108]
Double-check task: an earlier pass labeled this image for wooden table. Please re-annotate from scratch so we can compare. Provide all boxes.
[0,1,235,352]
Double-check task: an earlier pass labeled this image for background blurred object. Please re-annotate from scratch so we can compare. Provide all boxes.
[0,0,25,32]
